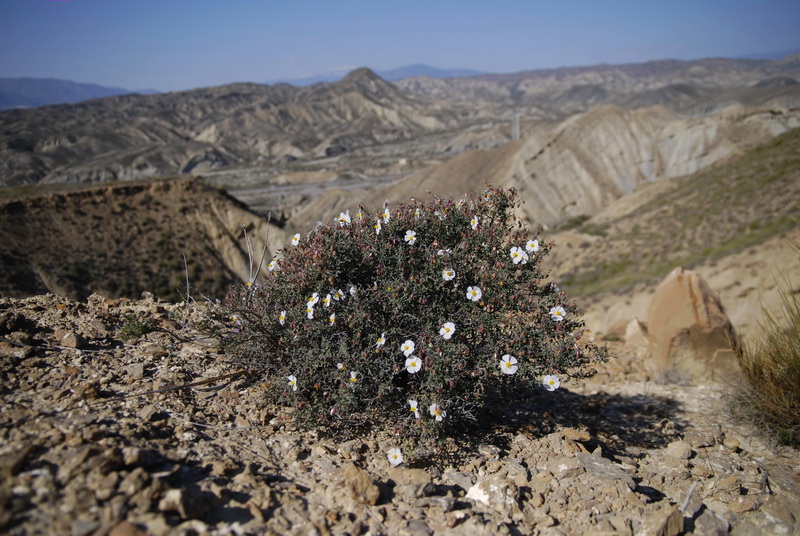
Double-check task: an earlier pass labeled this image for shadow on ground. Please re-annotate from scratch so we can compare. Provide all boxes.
[467,387,687,456]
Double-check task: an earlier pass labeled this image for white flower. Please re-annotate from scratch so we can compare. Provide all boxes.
[429,403,446,421]
[383,207,391,223]
[278,310,286,326]
[333,289,345,301]
[337,362,346,370]
[349,285,357,297]
[374,219,382,235]
[291,233,300,246]
[288,375,297,392]
[543,375,560,391]
[466,286,482,301]
[306,307,315,319]
[349,371,358,383]
[500,354,518,375]
[437,248,451,256]
[337,210,351,227]
[510,246,528,265]
[404,230,417,245]
[328,313,336,325]
[405,356,422,373]
[414,208,421,220]
[322,294,331,307]
[439,322,456,340]
[387,448,403,466]
[400,339,415,357]
[376,333,386,348]
[549,305,566,322]
[308,292,320,306]
[526,239,540,253]
[408,399,421,419]
[442,268,456,281]
[268,259,278,272]
[470,216,479,230]
[434,210,445,220]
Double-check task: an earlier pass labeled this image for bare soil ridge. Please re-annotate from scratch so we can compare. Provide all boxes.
[0,177,287,302]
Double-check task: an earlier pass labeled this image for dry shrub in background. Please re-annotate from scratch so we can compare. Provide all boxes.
[220,186,608,445]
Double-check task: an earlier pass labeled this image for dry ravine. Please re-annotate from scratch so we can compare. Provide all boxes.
[1,294,798,535]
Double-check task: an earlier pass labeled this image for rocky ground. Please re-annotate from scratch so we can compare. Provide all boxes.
[1,293,798,535]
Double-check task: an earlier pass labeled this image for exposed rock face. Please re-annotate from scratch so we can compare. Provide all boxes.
[647,267,740,381]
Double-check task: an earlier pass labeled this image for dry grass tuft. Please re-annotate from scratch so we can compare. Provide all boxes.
[735,272,800,448]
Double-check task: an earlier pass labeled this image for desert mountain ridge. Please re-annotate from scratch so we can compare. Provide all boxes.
[266,63,486,86]
[397,54,800,110]
[3,56,800,188]
[0,68,456,187]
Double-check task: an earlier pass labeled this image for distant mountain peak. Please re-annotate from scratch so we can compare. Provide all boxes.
[341,67,382,84]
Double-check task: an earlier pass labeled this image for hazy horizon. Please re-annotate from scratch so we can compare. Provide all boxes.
[1,0,799,93]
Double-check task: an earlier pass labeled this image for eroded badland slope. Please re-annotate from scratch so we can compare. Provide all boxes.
[0,177,287,302]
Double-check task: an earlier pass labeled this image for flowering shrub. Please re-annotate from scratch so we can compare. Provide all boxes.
[221,186,607,442]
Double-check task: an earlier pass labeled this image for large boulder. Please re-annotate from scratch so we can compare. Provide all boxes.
[647,267,740,382]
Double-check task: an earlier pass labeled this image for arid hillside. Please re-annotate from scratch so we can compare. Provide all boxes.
[544,126,800,341]
[283,104,800,231]
[0,69,457,187]
[0,177,286,302]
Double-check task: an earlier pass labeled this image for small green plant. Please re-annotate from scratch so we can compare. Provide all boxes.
[118,313,157,341]
[221,186,608,444]
[736,274,800,447]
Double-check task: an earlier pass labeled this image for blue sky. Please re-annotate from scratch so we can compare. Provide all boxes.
[1,0,799,92]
